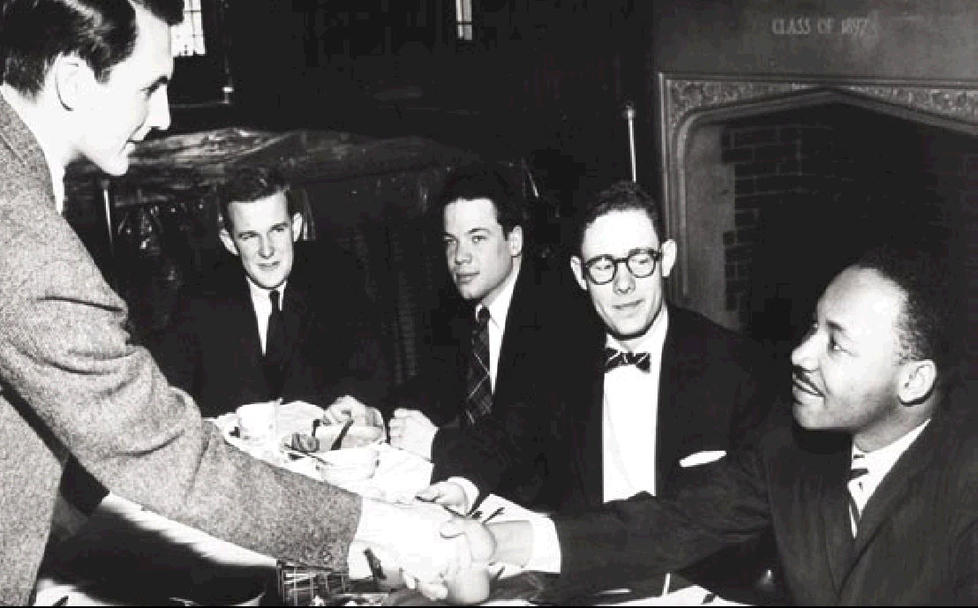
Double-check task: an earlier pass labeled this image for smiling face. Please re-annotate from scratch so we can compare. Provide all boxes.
[75,4,173,175]
[219,191,303,290]
[790,267,910,448]
[442,197,523,306]
[570,209,676,350]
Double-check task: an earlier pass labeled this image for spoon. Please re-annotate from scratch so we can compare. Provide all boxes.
[330,419,355,450]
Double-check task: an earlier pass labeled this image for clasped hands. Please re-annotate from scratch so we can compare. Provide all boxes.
[356,493,497,603]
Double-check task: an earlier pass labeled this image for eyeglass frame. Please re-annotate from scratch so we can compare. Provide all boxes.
[582,247,663,285]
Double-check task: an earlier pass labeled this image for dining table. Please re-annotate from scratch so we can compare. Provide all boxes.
[32,401,744,606]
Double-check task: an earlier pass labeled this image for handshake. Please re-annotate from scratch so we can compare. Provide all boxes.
[354,494,501,604]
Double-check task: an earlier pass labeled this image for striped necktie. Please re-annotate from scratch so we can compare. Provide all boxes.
[463,306,492,426]
[847,452,869,536]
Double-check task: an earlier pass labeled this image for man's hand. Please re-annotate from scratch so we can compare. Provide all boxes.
[440,517,497,564]
[355,499,472,596]
[323,395,384,427]
[389,408,437,460]
[416,480,470,513]
[402,516,498,603]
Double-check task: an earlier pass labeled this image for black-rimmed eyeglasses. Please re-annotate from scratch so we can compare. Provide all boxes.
[583,248,662,285]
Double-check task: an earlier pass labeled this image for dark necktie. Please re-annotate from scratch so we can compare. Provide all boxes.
[847,453,869,536]
[604,347,652,373]
[463,306,492,427]
[264,289,286,397]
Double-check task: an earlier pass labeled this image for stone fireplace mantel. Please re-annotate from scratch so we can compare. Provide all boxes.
[657,73,978,302]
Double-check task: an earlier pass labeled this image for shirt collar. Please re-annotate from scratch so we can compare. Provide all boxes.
[852,417,931,472]
[246,276,288,307]
[478,259,520,331]
[605,305,670,356]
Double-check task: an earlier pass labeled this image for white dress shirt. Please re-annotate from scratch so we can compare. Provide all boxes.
[602,307,669,502]
[848,418,930,535]
[526,307,671,573]
[481,260,520,392]
[246,278,287,355]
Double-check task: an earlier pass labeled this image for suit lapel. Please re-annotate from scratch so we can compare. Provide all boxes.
[225,278,264,361]
[492,264,534,404]
[849,417,940,563]
[817,446,855,594]
[279,283,309,381]
[656,312,685,492]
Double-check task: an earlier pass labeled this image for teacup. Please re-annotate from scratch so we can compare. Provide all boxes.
[236,401,277,444]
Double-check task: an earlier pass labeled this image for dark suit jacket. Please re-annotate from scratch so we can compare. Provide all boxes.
[393,258,581,506]
[152,244,390,418]
[553,394,978,604]
[553,306,774,511]
[540,306,777,598]
[0,93,358,605]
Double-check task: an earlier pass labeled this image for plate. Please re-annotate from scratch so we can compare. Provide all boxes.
[285,424,384,452]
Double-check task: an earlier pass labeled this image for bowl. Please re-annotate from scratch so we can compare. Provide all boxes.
[318,446,380,484]
[315,423,384,450]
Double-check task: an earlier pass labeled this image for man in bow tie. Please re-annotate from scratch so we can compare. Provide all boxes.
[554,181,777,596]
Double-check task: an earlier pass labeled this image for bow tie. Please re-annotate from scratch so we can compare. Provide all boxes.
[604,347,652,373]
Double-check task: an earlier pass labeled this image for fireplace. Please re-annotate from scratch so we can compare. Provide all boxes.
[648,1,978,376]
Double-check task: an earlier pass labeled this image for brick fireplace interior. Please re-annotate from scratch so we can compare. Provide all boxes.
[679,100,977,377]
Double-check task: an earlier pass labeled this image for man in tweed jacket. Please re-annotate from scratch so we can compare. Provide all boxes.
[0,1,448,603]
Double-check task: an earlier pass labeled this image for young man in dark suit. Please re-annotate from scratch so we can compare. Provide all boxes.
[443,243,978,605]
[151,167,389,417]
[331,163,576,510]
[554,181,773,515]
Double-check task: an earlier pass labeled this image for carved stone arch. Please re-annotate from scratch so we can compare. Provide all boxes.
[656,74,978,301]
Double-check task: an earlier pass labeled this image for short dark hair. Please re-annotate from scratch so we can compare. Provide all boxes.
[218,166,298,231]
[575,181,665,254]
[433,163,528,237]
[0,0,184,98]
[853,244,955,375]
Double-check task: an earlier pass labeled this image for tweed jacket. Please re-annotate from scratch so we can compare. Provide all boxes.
[0,96,360,604]
[552,396,978,604]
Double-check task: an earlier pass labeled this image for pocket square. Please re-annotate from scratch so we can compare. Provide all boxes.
[679,450,726,468]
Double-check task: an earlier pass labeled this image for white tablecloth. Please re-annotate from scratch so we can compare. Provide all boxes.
[33,401,740,606]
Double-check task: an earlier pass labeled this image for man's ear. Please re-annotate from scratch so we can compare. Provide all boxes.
[569,256,588,291]
[52,54,95,111]
[898,359,937,405]
[660,239,678,278]
[219,228,239,257]
[506,225,524,257]
[291,212,304,242]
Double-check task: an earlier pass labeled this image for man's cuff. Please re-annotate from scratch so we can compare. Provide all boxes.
[421,427,435,461]
[524,516,561,573]
[444,476,479,513]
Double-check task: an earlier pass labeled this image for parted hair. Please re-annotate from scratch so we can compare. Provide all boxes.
[0,0,184,98]
[433,163,528,237]
[218,166,300,231]
[575,181,665,254]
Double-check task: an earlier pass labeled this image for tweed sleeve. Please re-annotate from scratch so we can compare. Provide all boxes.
[0,204,361,570]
